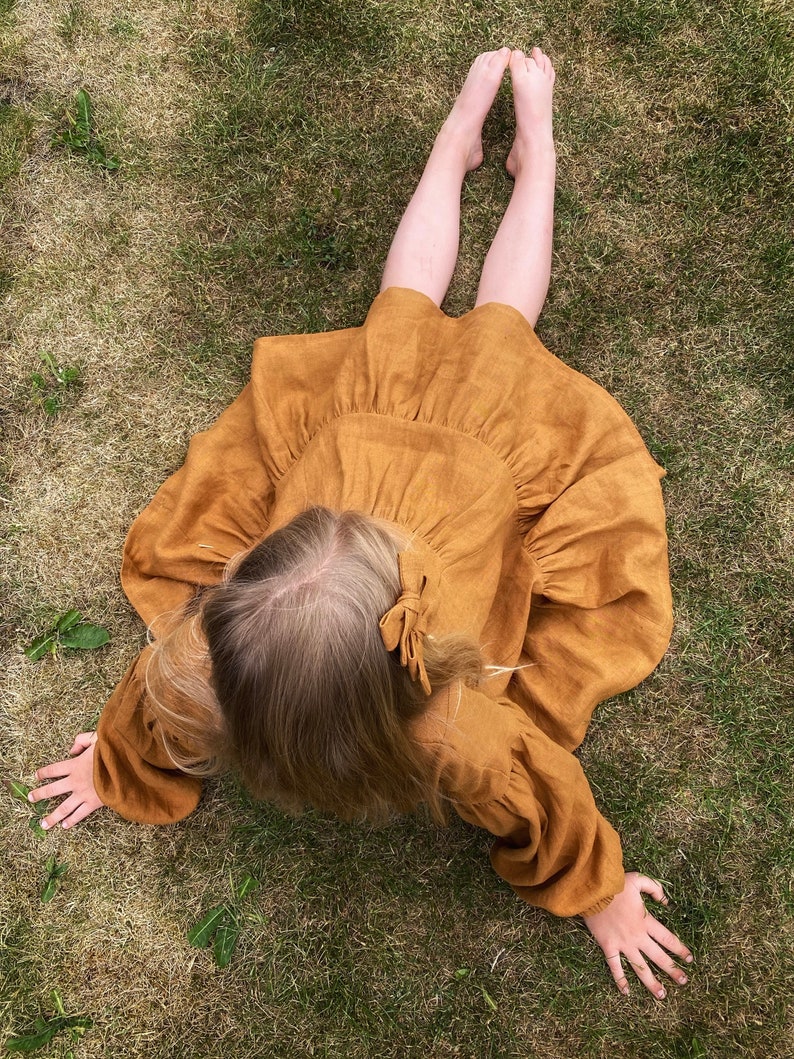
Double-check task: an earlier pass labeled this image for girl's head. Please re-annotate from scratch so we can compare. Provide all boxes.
[148,507,481,821]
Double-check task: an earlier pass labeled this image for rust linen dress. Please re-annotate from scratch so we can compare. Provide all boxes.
[94,286,673,918]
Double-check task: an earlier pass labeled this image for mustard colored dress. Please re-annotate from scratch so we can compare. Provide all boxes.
[94,287,673,918]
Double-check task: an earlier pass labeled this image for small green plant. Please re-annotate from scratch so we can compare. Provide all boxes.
[5,779,49,836]
[450,966,498,1013]
[53,88,119,170]
[5,990,92,1053]
[481,986,498,1012]
[24,609,110,661]
[188,873,260,968]
[6,779,32,802]
[41,855,68,902]
[29,352,80,414]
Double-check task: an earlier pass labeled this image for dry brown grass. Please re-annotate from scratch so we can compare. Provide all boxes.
[1,8,243,1047]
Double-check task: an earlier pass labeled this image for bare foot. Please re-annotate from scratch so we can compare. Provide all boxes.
[506,47,556,178]
[437,48,512,171]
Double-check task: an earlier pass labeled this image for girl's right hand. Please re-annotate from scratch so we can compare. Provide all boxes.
[583,871,693,998]
[28,732,105,829]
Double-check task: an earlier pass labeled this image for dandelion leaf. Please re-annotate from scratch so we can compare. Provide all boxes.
[5,779,31,801]
[24,632,55,661]
[213,923,240,968]
[236,873,259,901]
[55,610,82,632]
[59,623,110,650]
[187,904,229,948]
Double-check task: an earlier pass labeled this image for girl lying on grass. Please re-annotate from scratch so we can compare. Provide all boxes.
[31,47,693,998]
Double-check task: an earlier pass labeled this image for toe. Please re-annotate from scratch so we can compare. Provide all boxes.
[493,46,511,69]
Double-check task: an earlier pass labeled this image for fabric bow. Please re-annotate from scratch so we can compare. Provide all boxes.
[379,550,437,696]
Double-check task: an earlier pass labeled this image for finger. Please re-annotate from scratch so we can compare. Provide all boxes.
[641,938,689,986]
[28,778,74,803]
[41,793,83,830]
[69,732,96,755]
[626,951,667,1000]
[605,953,631,996]
[635,874,668,906]
[61,795,102,829]
[34,759,76,783]
[648,917,694,964]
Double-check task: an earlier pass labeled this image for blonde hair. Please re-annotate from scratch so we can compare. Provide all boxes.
[146,507,482,823]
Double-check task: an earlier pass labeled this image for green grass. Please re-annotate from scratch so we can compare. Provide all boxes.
[1,0,793,1056]
[0,100,33,184]
[56,0,90,46]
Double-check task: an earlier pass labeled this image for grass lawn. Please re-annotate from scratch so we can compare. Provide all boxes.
[1,1,792,1056]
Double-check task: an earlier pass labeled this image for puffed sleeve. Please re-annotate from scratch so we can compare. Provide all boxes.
[121,382,276,629]
[515,448,673,751]
[96,382,276,822]
[415,684,625,917]
[94,646,203,824]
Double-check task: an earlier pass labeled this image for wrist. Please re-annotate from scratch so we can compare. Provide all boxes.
[580,892,618,920]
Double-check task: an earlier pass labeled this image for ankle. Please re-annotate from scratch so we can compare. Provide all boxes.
[432,125,482,173]
[507,137,556,181]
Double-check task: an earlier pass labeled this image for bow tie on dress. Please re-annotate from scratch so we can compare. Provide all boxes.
[378,550,438,696]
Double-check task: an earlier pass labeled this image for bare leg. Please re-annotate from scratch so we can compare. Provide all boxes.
[475,48,556,327]
[380,48,511,306]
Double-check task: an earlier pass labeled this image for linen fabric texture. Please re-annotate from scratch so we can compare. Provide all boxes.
[94,287,673,918]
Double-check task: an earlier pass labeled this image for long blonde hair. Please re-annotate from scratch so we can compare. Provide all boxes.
[146,507,482,822]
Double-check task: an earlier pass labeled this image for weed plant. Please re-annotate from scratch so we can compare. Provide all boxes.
[1,1,792,1057]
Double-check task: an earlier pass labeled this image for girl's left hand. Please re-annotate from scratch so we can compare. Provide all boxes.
[582,871,693,998]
